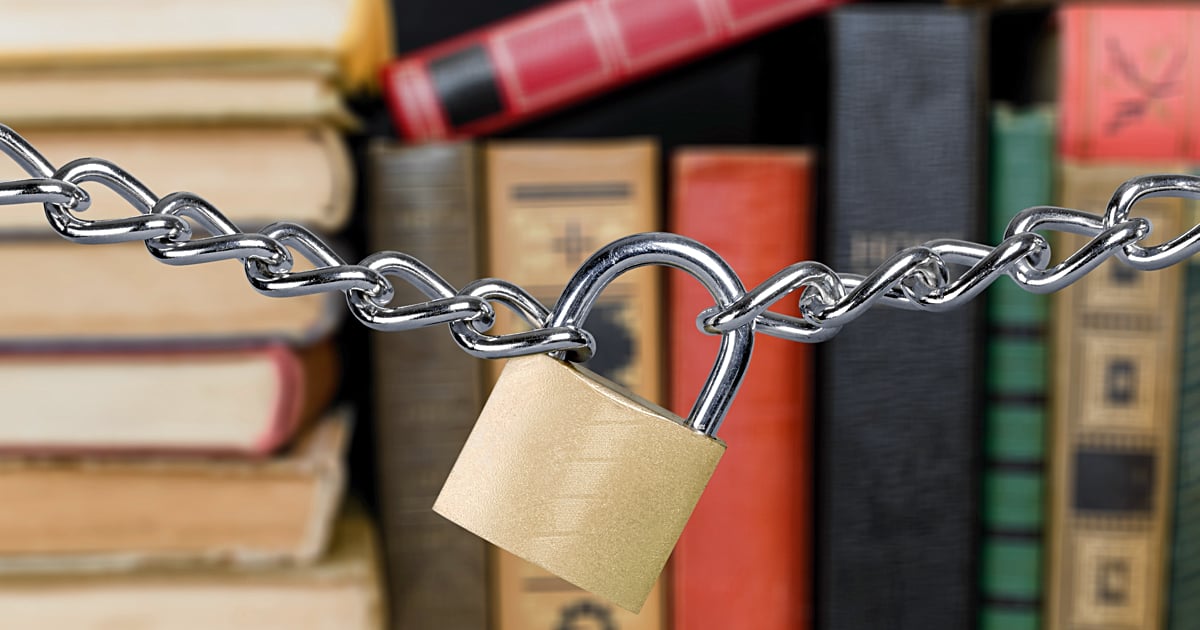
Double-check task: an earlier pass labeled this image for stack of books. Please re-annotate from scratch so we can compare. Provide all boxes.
[0,0,392,627]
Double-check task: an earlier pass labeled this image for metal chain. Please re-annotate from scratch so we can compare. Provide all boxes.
[2,123,1199,363]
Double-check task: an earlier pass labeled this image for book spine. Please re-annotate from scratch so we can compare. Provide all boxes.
[668,148,813,630]
[979,105,1054,630]
[1058,6,1199,162]
[1050,9,1194,627]
[383,0,841,141]
[823,7,986,629]
[1169,193,1200,630]
[483,139,665,630]
[364,141,488,630]
[1045,163,1184,629]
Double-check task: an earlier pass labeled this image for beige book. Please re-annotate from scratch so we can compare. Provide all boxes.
[1046,162,1186,629]
[0,502,384,629]
[0,239,338,344]
[0,0,393,92]
[0,408,350,572]
[0,124,353,234]
[0,62,353,128]
[483,139,666,629]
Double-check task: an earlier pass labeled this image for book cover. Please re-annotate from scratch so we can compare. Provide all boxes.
[1169,186,1200,630]
[0,500,386,629]
[0,124,354,235]
[0,0,393,93]
[0,62,353,128]
[0,239,340,345]
[0,408,351,572]
[669,147,813,630]
[383,0,843,141]
[364,139,488,630]
[979,104,1054,630]
[1051,8,1195,627]
[1059,5,1199,163]
[823,6,986,628]
[1046,163,1185,629]
[483,139,665,629]
[0,342,335,455]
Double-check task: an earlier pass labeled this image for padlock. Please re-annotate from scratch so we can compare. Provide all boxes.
[435,233,753,613]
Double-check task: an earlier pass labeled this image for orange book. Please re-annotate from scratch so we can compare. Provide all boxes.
[669,148,813,629]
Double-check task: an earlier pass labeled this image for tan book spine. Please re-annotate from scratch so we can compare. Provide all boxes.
[0,501,386,630]
[483,139,666,629]
[1046,162,1185,628]
[0,124,353,234]
[0,409,350,573]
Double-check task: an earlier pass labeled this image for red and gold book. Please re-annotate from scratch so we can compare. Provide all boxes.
[669,148,813,630]
[383,0,843,141]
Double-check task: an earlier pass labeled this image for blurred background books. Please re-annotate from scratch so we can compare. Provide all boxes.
[0,1,1196,629]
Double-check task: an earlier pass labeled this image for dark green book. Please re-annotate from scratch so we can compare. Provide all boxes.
[1169,185,1200,630]
[979,104,1054,630]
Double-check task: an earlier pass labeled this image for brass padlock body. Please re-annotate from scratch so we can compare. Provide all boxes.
[434,353,724,612]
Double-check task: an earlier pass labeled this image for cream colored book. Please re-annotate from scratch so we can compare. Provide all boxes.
[0,124,353,234]
[0,502,384,629]
[0,62,353,128]
[0,409,350,572]
[0,0,393,92]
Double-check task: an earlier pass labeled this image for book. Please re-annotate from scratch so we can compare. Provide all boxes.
[1169,190,1200,630]
[0,239,339,345]
[0,61,352,128]
[1058,4,1198,163]
[0,342,336,455]
[0,0,393,93]
[383,0,843,141]
[668,147,813,630]
[1049,8,1194,628]
[0,408,351,572]
[0,124,354,235]
[822,6,986,629]
[0,500,386,629]
[980,104,1054,630]
[482,139,666,629]
[1045,162,1185,629]
[364,140,488,630]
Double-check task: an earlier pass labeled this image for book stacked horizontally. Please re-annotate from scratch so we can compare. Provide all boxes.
[0,1,391,627]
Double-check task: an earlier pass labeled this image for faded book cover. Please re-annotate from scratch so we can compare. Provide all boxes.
[1046,163,1185,629]
[669,147,814,630]
[483,139,665,629]
[365,140,488,630]
[0,408,351,572]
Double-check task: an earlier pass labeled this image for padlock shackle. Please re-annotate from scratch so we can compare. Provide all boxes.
[548,232,753,436]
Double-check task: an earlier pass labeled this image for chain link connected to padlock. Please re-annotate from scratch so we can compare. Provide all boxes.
[436,235,753,611]
[3,123,1200,611]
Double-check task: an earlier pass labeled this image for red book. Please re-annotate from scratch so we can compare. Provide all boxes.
[383,0,841,141]
[669,148,813,630]
[1059,4,1199,162]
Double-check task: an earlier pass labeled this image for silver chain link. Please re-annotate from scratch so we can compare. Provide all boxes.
[2,123,1198,362]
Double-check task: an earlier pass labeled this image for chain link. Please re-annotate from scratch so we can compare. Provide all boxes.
[1,123,1198,361]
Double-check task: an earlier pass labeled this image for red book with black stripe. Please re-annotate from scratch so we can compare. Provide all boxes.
[383,0,842,141]
[669,148,814,630]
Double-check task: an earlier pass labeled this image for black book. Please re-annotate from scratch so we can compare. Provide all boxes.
[821,6,987,629]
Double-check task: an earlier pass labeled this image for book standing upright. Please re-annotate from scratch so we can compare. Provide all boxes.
[822,6,987,629]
